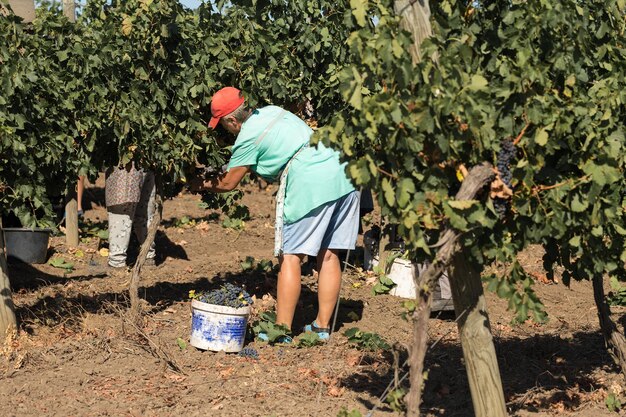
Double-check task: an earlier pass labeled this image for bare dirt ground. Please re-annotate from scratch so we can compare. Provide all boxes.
[1,178,625,417]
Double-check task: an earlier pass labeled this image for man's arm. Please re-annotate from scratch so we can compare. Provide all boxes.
[190,166,251,193]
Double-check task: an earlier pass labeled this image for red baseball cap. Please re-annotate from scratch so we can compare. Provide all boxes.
[208,87,245,129]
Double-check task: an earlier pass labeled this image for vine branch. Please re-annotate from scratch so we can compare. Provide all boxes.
[377,166,398,180]
[512,120,531,146]
[531,175,590,195]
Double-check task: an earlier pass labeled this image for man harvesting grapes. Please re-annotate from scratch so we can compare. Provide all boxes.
[191,87,359,342]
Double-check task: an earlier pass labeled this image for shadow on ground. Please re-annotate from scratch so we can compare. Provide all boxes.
[340,329,617,416]
[10,260,366,344]
[140,269,362,325]
[125,230,189,266]
[8,257,619,417]
[8,259,108,292]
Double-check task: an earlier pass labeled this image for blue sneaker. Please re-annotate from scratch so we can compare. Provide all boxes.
[257,332,293,344]
[303,321,330,341]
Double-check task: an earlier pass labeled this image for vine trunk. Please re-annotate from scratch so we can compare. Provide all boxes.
[129,182,163,321]
[0,223,17,341]
[592,275,626,376]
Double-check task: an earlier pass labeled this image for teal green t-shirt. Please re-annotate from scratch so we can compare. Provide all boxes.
[228,106,355,223]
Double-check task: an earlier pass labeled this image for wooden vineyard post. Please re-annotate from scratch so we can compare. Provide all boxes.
[394,0,437,65]
[448,252,507,417]
[62,0,75,22]
[404,164,507,416]
[5,1,35,22]
[65,191,80,248]
[380,0,437,280]
[0,222,17,341]
[62,3,78,247]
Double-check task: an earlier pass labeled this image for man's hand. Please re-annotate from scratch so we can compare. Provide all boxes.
[188,166,251,193]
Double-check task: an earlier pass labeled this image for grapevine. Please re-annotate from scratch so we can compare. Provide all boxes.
[1,0,625,363]
[198,190,250,221]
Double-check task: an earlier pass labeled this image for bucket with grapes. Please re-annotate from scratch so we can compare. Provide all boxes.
[189,283,253,352]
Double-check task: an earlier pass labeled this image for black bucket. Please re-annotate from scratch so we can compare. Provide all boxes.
[3,228,52,264]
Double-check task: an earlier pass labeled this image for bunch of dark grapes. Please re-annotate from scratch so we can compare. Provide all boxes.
[238,347,259,359]
[199,164,228,177]
[196,283,253,308]
[494,139,516,216]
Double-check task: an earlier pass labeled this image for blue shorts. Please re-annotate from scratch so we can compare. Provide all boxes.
[282,191,360,257]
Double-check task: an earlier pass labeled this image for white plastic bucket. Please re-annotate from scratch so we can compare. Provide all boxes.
[190,300,251,352]
[388,258,416,299]
[373,256,416,299]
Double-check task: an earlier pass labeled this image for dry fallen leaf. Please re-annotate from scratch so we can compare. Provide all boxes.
[327,385,345,397]
[346,351,362,367]
[320,375,344,397]
[458,164,469,179]
[365,275,378,285]
[609,382,623,396]
[195,221,210,232]
[219,367,234,378]
[529,271,556,285]
[166,373,186,382]
[99,248,109,257]
[297,367,319,379]
[490,171,513,199]
[493,323,513,333]
[549,401,566,413]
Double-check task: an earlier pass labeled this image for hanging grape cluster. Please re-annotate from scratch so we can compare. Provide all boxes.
[195,283,253,308]
[493,139,516,217]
